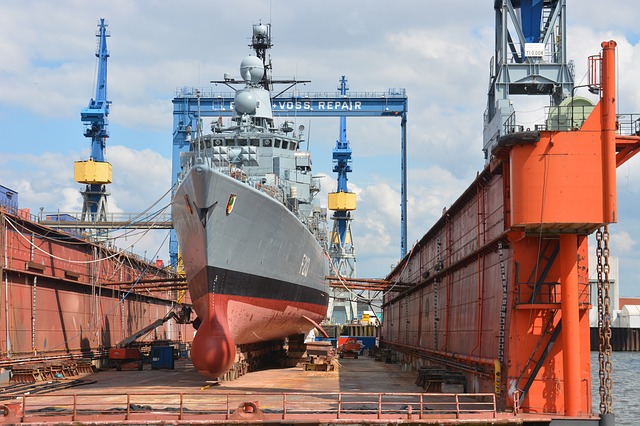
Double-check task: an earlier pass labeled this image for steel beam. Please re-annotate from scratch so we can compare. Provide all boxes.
[38,221,172,230]
[172,90,406,118]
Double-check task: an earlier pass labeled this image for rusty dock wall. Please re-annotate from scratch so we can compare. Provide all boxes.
[0,209,192,374]
[382,166,510,393]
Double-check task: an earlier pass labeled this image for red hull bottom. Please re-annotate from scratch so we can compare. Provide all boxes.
[191,293,327,377]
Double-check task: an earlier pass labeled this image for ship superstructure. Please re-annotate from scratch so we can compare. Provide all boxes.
[171,23,330,377]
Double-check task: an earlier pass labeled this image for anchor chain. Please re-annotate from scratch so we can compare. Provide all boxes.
[596,226,613,414]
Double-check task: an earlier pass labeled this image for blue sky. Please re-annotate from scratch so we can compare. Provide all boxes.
[1,0,639,298]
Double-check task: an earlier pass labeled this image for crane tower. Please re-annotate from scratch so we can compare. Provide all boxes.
[75,18,112,222]
[326,76,358,323]
[483,0,574,160]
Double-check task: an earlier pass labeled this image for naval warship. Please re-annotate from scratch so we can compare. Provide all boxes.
[172,23,330,377]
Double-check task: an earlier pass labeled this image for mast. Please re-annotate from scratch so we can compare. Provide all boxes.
[250,23,273,90]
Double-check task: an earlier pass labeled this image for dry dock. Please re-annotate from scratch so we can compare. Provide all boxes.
[1,355,598,425]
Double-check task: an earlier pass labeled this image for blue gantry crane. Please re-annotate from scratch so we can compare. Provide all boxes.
[170,76,408,267]
[326,76,358,322]
[75,18,113,222]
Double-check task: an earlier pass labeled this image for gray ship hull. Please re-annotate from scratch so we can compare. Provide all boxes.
[172,162,329,376]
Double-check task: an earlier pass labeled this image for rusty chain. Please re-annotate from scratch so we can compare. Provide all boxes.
[596,226,613,414]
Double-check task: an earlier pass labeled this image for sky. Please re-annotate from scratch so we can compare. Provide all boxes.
[1,0,639,298]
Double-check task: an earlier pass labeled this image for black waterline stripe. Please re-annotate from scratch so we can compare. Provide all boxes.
[188,265,329,307]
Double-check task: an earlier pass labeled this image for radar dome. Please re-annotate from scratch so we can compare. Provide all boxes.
[254,24,268,37]
[240,56,264,84]
[235,90,257,115]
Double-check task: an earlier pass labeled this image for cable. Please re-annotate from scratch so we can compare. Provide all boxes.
[326,242,417,305]
[34,184,175,243]
[47,230,174,352]
[4,203,170,265]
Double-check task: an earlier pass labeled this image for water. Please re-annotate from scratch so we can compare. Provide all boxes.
[590,351,640,426]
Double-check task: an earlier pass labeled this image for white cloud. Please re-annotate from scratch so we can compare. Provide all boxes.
[0,146,171,218]
[611,231,637,253]
[106,145,173,213]
[0,152,78,213]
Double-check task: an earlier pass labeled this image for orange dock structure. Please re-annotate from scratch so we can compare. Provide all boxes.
[382,40,639,419]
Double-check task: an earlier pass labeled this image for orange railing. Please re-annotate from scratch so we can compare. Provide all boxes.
[2,391,497,423]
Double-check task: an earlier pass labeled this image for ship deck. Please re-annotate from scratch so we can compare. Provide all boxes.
[1,355,600,425]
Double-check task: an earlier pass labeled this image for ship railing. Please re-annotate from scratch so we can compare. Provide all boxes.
[180,152,289,204]
[6,391,497,423]
[0,205,35,221]
[280,89,408,99]
[0,204,18,216]
[615,112,640,136]
[503,105,640,136]
[253,182,285,201]
[502,111,518,135]
[542,104,596,132]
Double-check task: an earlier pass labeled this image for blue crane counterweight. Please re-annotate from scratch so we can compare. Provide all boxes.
[75,18,113,222]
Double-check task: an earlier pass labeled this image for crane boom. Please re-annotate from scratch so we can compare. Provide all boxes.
[81,18,110,161]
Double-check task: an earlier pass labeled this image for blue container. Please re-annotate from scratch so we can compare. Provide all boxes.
[352,336,378,350]
[150,346,174,370]
[0,185,18,213]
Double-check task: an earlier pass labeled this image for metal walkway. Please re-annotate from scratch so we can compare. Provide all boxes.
[37,212,172,230]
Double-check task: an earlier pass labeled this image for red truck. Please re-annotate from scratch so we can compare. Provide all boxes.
[337,338,363,359]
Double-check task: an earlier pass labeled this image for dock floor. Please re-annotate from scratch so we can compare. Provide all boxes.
[1,355,600,425]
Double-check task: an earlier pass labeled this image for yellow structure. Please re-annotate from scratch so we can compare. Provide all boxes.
[330,230,351,245]
[74,160,113,184]
[328,191,356,211]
